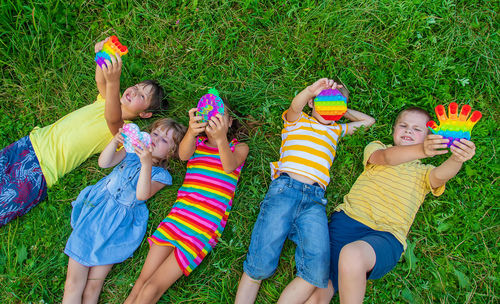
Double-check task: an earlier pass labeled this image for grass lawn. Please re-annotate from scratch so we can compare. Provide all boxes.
[0,0,498,303]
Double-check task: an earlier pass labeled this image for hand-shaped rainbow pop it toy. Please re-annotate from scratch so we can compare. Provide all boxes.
[314,89,347,121]
[426,103,482,147]
[95,36,128,68]
[121,123,151,153]
[197,88,225,122]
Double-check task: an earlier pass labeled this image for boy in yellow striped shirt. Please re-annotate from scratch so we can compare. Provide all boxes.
[306,106,476,303]
[235,79,375,304]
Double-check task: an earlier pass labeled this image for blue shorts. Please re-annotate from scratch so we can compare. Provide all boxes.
[329,211,403,291]
[243,173,330,288]
[0,136,48,227]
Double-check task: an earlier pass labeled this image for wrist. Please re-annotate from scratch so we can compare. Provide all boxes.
[106,80,120,88]
[303,88,317,99]
[449,154,465,164]
[215,136,229,147]
[420,143,431,158]
[187,128,199,138]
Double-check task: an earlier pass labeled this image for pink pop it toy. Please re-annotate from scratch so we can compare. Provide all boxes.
[121,123,151,153]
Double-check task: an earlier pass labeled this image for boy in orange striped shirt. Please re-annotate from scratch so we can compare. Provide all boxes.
[235,79,375,304]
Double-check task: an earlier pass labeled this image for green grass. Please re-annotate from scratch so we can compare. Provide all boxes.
[0,0,498,303]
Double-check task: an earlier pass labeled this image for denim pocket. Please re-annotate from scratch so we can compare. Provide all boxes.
[266,178,287,197]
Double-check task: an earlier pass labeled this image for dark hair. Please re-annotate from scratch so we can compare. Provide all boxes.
[221,98,249,141]
[141,80,167,112]
[337,83,349,102]
[148,118,187,168]
[394,106,432,126]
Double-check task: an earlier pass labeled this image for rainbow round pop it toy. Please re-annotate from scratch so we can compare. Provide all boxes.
[121,123,152,153]
[95,36,128,68]
[426,103,482,147]
[197,88,224,122]
[314,89,347,121]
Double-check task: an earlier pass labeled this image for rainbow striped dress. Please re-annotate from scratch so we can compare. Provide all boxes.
[148,137,244,276]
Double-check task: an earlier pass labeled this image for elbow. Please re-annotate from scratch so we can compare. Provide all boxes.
[99,163,112,169]
[366,116,376,127]
[359,116,376,128]
[98,159,109,169]
[136,193,149,201]
[222,163,235,174]
[179,154,190,161]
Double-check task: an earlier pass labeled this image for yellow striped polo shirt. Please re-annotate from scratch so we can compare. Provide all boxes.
[270,110,347,189]
[336,141,445,249]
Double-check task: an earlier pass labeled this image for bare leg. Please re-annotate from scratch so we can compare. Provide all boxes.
[125,245,174,304]
[133,251,183,303]
[82,264,113,304]
[63,258,89,304]
[338,241,376,304]
[234,272,262,304]
[277,277,316,304]
[305,280,334,304]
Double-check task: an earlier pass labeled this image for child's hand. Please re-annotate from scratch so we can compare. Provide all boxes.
[101,53,122,82]
[95,37,110,53]
[307,78,342,96]
[114,127,125,145]
[187,108,208,137]
[206,114,229,144]
[134,142,153,166]
[450,139,476,163]
[423,134,449,157]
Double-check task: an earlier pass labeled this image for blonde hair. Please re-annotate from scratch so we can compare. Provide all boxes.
[394,106,431,125]
[148,118,187,168]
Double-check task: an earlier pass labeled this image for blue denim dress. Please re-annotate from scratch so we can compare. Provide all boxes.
[64,153,171,266]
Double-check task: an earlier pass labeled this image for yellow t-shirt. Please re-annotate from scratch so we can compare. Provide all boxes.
[29,94,117,187]
[270,110,347,189]
[336,141,445,249]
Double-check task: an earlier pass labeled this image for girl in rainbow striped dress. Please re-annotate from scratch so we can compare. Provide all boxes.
[125,105,249,303]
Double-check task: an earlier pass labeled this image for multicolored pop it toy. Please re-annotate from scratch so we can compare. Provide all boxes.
[121,123,151,153]
[197,88,225,122]
[314,89,347,121]
[426,103,482,147]
[95,36,128,68]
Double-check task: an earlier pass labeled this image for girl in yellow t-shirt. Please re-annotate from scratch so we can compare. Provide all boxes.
[0,36,165,227]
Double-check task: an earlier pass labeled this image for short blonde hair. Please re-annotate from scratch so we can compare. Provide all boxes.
[394,106,431,126]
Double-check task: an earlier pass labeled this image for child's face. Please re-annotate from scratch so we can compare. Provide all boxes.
[121,83,153,115]
[393,111,429,146]
[150,127,175,160]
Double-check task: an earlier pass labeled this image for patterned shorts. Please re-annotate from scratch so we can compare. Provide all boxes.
[0,136,47,227]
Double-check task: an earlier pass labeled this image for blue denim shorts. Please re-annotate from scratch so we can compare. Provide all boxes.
[243,173,330,288]
[329,211,404,291]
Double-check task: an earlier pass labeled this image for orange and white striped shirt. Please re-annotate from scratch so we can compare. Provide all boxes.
[270,110,347,189]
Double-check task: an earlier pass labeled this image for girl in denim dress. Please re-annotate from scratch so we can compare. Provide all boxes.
[62,119,186,304]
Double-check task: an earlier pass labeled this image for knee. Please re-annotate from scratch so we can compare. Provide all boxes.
[306,282,334,304]
[338,244,370,276]
[82,279,104,299]
[64,273,84,293]
[135,272,149,287]
[139,282,163,300]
